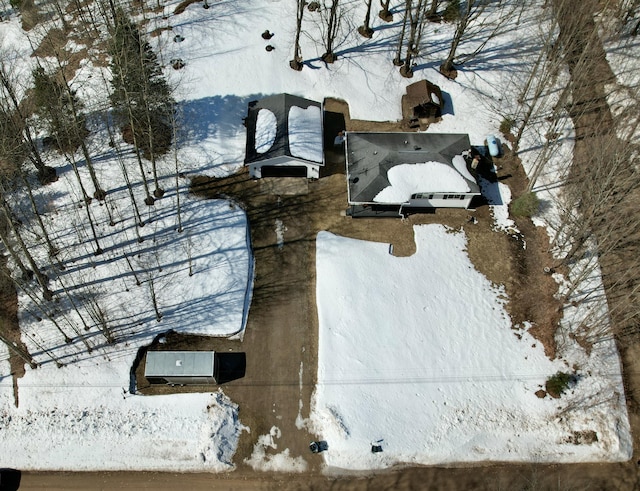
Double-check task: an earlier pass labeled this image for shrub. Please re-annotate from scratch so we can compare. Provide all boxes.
[511,192,539,217]
[546,371,576,398]
[499,117,515,136]
[442,0,461,22]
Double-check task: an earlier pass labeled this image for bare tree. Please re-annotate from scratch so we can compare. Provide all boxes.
[0,330,37,368]
[290,0,306,70]
[379,0,393,21]
[426,0,441,19]
[17,168,60,258]
[358,0,375,38]
[393,0,411,66]
[32,65,106,200]
[321,0,341,63]
[171,104,184,233]
[0,193,53,300]
[400,0,427,78]
[440,0,507,78]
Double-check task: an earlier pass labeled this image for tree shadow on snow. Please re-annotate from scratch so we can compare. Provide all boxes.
[178,93,266,145]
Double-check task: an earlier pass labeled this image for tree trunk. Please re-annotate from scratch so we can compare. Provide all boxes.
[394,0,411,66]
[400,0,425,78]
[18,171,59,257]
[379,0,392,21]
[290,0,305,70]
[321,0,340,63]
[0,196,53,300]
[358,0,374,38]
[57,64,107,200]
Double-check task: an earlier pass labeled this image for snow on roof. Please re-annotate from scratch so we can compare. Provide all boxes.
[373,162,470,203]
[346,132,479,204]
[244,93,324,166]
[452,154,476,182]
[145,351,216,377]
[255,108,277,154]
[288,104,323,163]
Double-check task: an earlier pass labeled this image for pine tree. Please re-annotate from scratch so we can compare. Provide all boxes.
[32,66,82,153]
[109,8,174,201]
[0,63,56,184]
[32,66,106,200]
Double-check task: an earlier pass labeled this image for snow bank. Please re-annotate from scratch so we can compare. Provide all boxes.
[0,390,241,471]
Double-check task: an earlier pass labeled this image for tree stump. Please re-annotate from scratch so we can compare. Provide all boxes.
[289,59,303,71]
[378,9,392,22]
[358,25,374,38]
[439,63,458,80]
[321,52,337,63]
[399,64,414,78]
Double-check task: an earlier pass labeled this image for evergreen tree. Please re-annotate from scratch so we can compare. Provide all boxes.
[32,66,87,154]
[109,8,174,201]
[0,63,56,183]
[32,65,106,199]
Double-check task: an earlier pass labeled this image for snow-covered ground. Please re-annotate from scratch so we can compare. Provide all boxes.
[0,0,632,472]
[312,224,630,470]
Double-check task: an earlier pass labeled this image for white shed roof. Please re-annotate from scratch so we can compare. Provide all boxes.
[144,351,215,377]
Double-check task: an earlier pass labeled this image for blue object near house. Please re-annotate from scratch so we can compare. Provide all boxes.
[487,134,500,157]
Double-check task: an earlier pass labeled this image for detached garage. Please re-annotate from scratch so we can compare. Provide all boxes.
[144,351,219,385]
[244,93,324,179]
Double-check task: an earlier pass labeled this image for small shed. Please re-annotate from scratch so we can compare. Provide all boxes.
[402,80,444,127]
[144,351,218,385]
[244,93,324,179]
[345,132,480,217]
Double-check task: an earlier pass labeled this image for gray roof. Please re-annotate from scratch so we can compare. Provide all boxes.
[345,132,480,204]
[244,93,323,165]
[144,351,215,377]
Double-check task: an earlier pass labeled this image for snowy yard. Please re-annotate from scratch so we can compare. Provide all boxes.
[312,224,630,470]
[0,0,634,473]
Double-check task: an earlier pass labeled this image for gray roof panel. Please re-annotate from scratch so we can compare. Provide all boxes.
[144,351,215,377]
[345,132,480,204]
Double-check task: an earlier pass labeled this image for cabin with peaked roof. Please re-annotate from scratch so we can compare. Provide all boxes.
[345,132,480,217]
[244,94,324,179]
[402,80,445,128]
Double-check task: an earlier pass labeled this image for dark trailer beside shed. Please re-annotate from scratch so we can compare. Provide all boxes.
[144,351,219,386]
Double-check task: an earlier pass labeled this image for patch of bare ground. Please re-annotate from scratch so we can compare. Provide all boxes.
[493,145,564,359]
[174,0,202,16]
[31,26,93,78]
[150,25,173,38]
[32,27,70,58]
